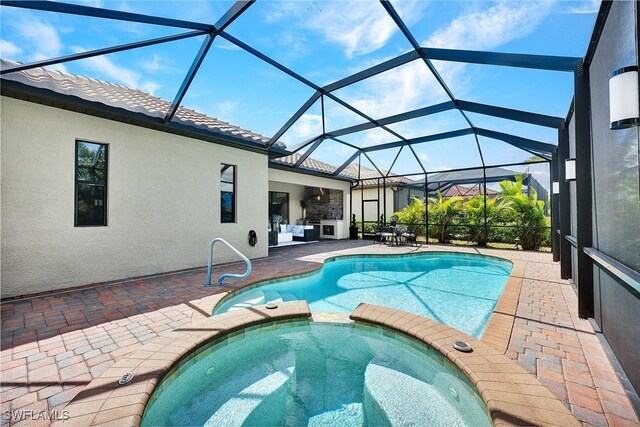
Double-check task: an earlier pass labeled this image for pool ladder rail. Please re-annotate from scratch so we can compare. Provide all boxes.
[206,238,252,287]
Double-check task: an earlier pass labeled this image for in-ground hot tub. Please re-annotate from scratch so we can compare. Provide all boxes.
[141,320,491,426]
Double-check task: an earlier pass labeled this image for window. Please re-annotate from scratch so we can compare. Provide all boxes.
[75,141,108,226]
[269,191,289,226]
[220,164,236,223]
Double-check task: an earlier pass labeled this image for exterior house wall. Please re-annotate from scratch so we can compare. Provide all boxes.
[267,168,351,236]
[351,187,396,223]
[1,97,268,298]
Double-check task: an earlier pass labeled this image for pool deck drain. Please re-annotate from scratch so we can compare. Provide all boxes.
[1,240,638,426]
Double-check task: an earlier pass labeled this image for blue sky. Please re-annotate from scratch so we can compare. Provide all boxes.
[0,0,600,185]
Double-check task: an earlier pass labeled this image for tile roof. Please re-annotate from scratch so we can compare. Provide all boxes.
[271,153,415,185]
[0,59,283,149]
[441,184,499,198]
[271,153,338,175]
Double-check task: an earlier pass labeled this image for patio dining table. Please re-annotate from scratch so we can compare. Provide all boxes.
[379,226,406,246]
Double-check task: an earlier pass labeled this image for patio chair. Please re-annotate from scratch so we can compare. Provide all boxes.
[378,227,395,245]
[395,225,407,246]
[402,225,418,247]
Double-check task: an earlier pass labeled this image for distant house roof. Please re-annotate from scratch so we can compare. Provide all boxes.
[411,167,529,186]
[341,164,414,187]
[0,59,286,151]
[441,184,499,198]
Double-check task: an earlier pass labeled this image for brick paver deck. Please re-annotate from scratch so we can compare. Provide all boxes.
[1,240,638,426]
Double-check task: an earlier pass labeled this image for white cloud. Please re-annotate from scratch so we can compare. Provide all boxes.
[77,0,103,7]
[0,40,21,58]
[215,39,242,51]
[140,81,160,95]
[267,1,426,58]
[19,20,63,59]
[426,1,555,50]
[419,152,431,163]
[71,47,160,94]
[213,101,239,118]
[290,113,323,139]
[567,0,600,14]
[337,1,555,128]
[139,54,175,74]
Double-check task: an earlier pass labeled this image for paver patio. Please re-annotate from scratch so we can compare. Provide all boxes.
[1,240,638,426]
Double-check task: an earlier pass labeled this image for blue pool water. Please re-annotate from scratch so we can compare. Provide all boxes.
[141,322,491,426]
[215,253,512,338]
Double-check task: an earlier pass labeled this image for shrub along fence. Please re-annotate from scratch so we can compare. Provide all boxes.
[358,176,551,251]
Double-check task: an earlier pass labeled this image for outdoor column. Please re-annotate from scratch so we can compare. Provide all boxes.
[558,127,572,279]
[574,63,594,319]
[424,173,428,241]
[551,151,560,262]
[482,166,488,246]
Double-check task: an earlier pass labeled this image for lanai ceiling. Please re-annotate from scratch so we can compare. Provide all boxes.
[0,0,600,182]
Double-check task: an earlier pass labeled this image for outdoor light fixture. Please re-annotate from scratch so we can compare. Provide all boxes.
[565,158,576,181]
[552,182,560,194]
[609,66,639,130]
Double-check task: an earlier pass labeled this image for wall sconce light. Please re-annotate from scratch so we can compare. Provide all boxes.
[565,158,576,181]
[609,66,639,130]
[552,182,560,194]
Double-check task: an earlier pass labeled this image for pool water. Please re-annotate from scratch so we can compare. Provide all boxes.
[141,322,491,427]
[215,253,512,338]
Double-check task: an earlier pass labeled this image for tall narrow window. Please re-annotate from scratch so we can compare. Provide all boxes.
[220,164,236,223]
[75,141,108,226]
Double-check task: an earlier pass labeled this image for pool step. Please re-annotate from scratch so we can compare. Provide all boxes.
[226,289,266,311]
[307,403,363,427]
[363,362,466,426]
[204,352,296,426]
[226,290,299,312]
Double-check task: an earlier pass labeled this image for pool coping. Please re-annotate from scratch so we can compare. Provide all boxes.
[53,301,311,426]
[195,251,524,355]
[56,301,579,427]
[350,303,581,427]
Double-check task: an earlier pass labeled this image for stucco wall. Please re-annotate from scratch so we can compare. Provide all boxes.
[1,97,268,298]
[351,187,396,222]
[267,168,351,235]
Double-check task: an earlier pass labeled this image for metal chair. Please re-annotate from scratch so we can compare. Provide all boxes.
[402,225,418,247]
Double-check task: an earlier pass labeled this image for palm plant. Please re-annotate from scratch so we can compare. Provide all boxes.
[463,195,511,246]
[498,175,548,250]
[394,196,426,237]
[428,192,463,243]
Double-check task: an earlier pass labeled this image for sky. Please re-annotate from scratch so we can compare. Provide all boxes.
[0,0,601,187]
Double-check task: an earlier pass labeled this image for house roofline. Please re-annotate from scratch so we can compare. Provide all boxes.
[2,80,273,155]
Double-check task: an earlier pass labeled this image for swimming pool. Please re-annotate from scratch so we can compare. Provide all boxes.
[215,253,512,338]
[141,321,491,426]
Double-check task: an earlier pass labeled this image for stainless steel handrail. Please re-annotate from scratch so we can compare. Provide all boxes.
[205,238,252,287]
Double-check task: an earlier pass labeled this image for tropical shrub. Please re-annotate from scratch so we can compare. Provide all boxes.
[394,196,426,237]
[462,195,512,246]
[427,192,463,243]
[498,176,549,250]
[385,175,551,250]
